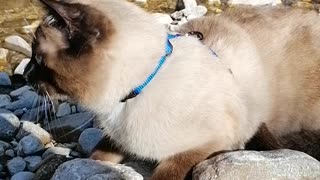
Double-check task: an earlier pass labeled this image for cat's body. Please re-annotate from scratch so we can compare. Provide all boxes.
[24,0,320,179]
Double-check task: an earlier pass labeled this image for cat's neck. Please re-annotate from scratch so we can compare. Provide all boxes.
[83,0,168,114]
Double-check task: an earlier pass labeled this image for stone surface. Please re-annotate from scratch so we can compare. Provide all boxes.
[56,102,71,118]
[230,0,282,5]
[16,121,51,144]
[13,109,24,117]
[78,128,104,155]
[52,159,143,180]
[34,154,68,180]
[4,35,32,57]
[42,147,71,159]
[5,149,15,157]
[13,58,30,75]
[17,135,45,155]
[10,86,32,98]
[7,157,26,175]
[11,171,34,180]
[24,156,42,172]
[0,109,20,141]
[0,95,11,108]
[44,112,95,143]
[20,106,49,123]
[193,150,320,180]
[6,91,39,111]
[0,73,11,86]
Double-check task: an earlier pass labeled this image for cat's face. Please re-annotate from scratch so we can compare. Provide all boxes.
[23,0,113,101]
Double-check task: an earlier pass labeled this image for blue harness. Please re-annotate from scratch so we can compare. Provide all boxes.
[121,32,216,102]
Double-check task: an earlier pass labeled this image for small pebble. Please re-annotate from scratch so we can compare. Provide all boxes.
[5,91,39,111]
[42,147,71,159]
[7,157,26,175]
[78,128,104,155]
[4,35,31,57]
[17,135,45,155]
[0,109,20,141]
[5,149,15,157]
[11,171,34,180]
[0,95,11,109]
[10,86,32,98]
[13,109,24,117]
[24,156,42,172]
[0,73,11,86]
[56,102,71,118]
[16,121,51,144]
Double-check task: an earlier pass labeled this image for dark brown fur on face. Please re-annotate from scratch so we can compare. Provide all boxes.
[23,0,113,101]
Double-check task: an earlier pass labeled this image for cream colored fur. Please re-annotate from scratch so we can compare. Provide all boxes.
[68,1,320,161]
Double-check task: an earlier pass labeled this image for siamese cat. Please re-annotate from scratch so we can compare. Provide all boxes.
[24,0,320,179]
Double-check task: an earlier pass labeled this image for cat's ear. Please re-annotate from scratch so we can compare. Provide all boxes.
[40,0,82,36]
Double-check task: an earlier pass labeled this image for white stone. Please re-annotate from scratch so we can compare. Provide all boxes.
[230,0,282,6]
[0,48,9,61]
[153,13,173,25]
[183,0,198,10]
[4,35,31,57]
[14,58,30,75]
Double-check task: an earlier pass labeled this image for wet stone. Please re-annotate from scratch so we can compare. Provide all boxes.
[7,157,26,175]
[17,134,45,155]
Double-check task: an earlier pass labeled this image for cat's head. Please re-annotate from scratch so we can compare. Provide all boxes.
[23,0,114,101]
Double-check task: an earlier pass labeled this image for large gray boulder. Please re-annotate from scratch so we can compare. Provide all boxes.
[193,149,320,180]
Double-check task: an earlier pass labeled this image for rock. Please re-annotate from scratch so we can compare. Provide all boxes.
[52,159,143,180]
[77,105,88,112]
[10,86,32,98]
[153,13,173,25]
[0,164,3,172]
[230,0,281,6]
[16,121,51,144]
[5,149,15,157]
[0,109,20,141]
[0,95,11,109]
[71,105,77,114]
[7,157,26,175]
[13,109,24,117]
[20,105,49,123]
[56,102,71,118]
[11,171,34,180]
[185,5,207,20]
[14,58,30,75]
[0,73,11,86]
[17,134,45,155]
[4,35,32,57]
[0,48,9,61]
[78,128,104,155]
[0,147,4,156]
[193,150,320,180]
[34,154,68,180]
[42,147,71,159]
[24,156,42,172]
[44,112,95,143]
[6,91,40,111]
[0,140,11,150]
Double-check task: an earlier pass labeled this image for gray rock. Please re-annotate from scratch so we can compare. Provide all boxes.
[4,35,32,57]
[0,140,11,150]
[14,58,30,75]
[16,121,51,144]
[13,109,24,117]
[42,147,71,159]
[7,157,26,175]
[71,105,77,114]
[77,105,88,112]
[0,95,11,109]
[34,154,68,180]
[44,112,95,143]
[20,105,49,123]
[10,171,34,180]
[193,149,320,180]
[17,135,45,155]
[52,159,143,180]
[10,86,32,98]
[24,156,42,172]
[5,149,15,157]
[6,91,40,111]
[0,147,4,156]
[0,109,20,140]
[56,102,71,118]
[0,73,11,86]
[78,128,104,155]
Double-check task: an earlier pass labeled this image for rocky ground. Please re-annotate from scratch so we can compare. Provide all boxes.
[1,0,320,180]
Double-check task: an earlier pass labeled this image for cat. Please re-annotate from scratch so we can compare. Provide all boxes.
[23,0,320,179]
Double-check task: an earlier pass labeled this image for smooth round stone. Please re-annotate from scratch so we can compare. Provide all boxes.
[24,156,42,171]
[13,109,24,117]
[0,95,11,109]
[56,102,71,118]
[17,135,45,155]
[11,171,34,180]
[5,149,15,157]
[0,109,20,141]
[16,121,51,144]
[78,128,104,155]
[0,72,11,86]
[7,157,26,175]
[5,91,40,111]
[42,147,71,159]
